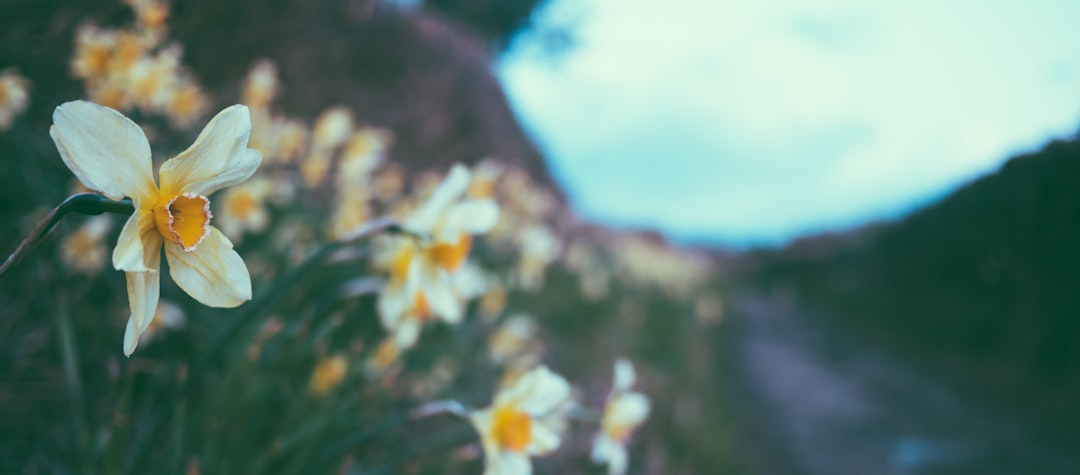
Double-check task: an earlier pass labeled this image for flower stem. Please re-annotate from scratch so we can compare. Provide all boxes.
[0,193,133,276]
[409,399,469,420]
[56,294,93,472]
[186,216,400,383]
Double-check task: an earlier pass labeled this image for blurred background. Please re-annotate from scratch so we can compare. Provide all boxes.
[3,0,1080,473]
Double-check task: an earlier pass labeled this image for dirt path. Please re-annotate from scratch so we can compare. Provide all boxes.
[726,291,1080,475]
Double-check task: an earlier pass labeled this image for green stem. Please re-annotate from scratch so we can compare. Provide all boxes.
[186,217,399,388]
[56,294,93,474]
[1,193,133,276]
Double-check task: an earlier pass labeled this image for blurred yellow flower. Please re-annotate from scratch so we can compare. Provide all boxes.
[371,162,404,203]
[61,215,112,275]
[69,15,210,128]
[468,159,502,199]
[365,338,402,379]
[129,45,181,110]
[0,68,30,130]
[487,314,539,366]
[301,107,354,186]
[241,59,279,110]
[71,25,116,80]
[249,112,308,165]
[50,100,261,355]
[470,366,572,475]
[309,356,348,394]
[515,225,561,291]
[327,128,390,240]
[311,107,353,151]
[126,0,170,31]
[166,79,209,127]
[591,359,650,475]
[216,177,286,243]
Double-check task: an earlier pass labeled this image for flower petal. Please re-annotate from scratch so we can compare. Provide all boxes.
[123,268,160,356]
[113,209,162,272]
[158,104,263,197]
[469,408,496,448]
[613,358,636,392]
[404,164,470,232]
[489,451,531,475]
[442,199,499,237]
[591,435,628,475]
[418,264,461,323]
[391,315,421,349]
[165,227,252,307]
[50,101,157,204]
[608,392,650,429]
[377,284,410,329]
[527,422,561,456]
[515,367,572,416]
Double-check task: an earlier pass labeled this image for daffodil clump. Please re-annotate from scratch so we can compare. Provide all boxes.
[0,2,743,472]
[70,0,208,126]
[51,100,260,355]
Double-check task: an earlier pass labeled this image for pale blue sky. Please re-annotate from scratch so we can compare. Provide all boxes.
[498,0,1080,247]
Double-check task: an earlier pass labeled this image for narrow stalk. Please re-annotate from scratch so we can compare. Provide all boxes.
[56,294,93,474]
[409,400,468,420]
[186,217,400,385]
[1,193,133,276]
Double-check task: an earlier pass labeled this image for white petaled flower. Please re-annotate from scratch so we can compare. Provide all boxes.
[374,164,498,348]
[470,365,573,475]
[591,359,651,475]
[50,100,262,356]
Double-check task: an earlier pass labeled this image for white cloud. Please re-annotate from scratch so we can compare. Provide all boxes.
[500,0,1080,245]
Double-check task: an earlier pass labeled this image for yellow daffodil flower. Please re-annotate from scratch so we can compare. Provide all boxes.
[60,215,112,275]
[309,356,349,394]
[591,359,650,475]
[50,100,262,356]
[470,365,573,475]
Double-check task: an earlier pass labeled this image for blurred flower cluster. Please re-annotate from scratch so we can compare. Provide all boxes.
[2,1,730,473]
[71,0,207,126]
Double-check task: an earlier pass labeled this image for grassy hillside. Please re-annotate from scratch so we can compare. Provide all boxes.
[753,134,1080,429]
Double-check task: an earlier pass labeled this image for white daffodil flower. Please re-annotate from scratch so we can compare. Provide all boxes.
[50,100,262,356]
[374,164,498,348]
[401,164,498,319]
[470,365,572,475]
[591,359,651,475]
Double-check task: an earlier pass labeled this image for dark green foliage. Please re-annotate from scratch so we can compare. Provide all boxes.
[752,134,1080,437]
